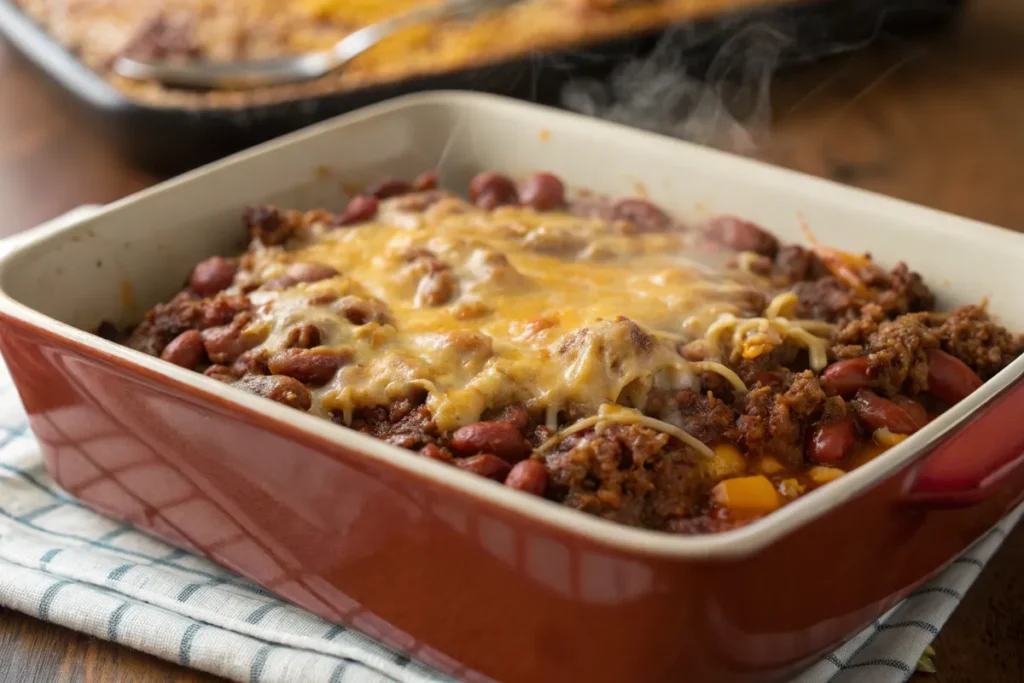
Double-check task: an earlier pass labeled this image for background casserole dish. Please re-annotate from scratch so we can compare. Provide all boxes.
[0,92,1022,683]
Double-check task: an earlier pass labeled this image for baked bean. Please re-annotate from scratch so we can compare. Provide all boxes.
[335,296,393,325]
[893,396,929,429]
[926,348,983,405]
[494,404,530,435]
[160,330,205,369]
[455,454,512,482]
[201,318,263,365]
[198,294,250,328]
[232,347,271,376]
[419,443,453,463]
[610,198,671,232]
[820,358,873,397]
[451,421,532,463]
[412,171,439,191]
[307,292,339,306]
[468,172,518,208]
[415,268,458,307]
[235,374,312,411]
[284,324,322,349]
[286,261,339,283]
[504,459,547,495]
[705,216,780,256]
[367,178,412,199]
[338,195,379,226]
[267,347,352,386]
[261,275,298,291]
[96,320,120,342]
[808,418,858,465]
[851,390,920,434]
[519,172,566,211]
[189,256,237,297]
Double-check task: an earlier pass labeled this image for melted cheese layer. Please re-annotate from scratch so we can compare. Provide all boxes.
[235,194,785,432]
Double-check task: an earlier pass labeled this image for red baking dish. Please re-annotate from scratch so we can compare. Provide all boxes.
[0,92,1022,683]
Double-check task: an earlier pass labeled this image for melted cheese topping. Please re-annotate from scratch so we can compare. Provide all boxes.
[231,193,822,437]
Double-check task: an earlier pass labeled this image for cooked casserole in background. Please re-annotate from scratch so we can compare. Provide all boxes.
[12,0,799,107]
[98,170,1024,534]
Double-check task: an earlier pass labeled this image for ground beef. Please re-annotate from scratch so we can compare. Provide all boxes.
[789,261,934,324]
[936,305,1024,379]
[773,245,828,284]
[544,423,704,528]
[791,277,860,323]
[126,292,250,356]
[879,262,935,316]
[736,371,827,468]
[675,390,738,444]
[343,396,438,450]
[834,312,938,397]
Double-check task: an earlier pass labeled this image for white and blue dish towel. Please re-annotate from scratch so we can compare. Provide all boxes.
[0,209,1019,683]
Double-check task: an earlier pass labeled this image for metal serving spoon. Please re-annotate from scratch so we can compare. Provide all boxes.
[113,0,519,90]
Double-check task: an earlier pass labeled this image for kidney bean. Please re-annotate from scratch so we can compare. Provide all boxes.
[451,421,532,463]
[412,171,438,191]
[610,198,671,232]
[494,404,530,435]
[189,256,237,297]
[820,357,873,396]
[235,374,312,411]
[925,348,983,405]
[415,268,458,307]
[468,172,518,208]
[284,323,322,349]
[367,178,412,199]
[519,172,566,211]
[201,319,261,365]
[419,443,453,463]
[337,195,379,226]
[335,296,393,325]
[808,418,858,464]
[286,261,339,283]
[160,330,205,369]
[267,347,352,386]
[893,396,929,429]
[232,347,271,376]
[851,390,920,435]
[198,294,250,328]
[455,454,512,482]
[505,459,547,495]
[705,216,780,256]
[261,275,298,291]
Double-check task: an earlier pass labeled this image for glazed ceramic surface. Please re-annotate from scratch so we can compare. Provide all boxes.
[1,92,1023,683]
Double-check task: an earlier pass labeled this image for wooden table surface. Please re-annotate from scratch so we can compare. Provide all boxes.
[1,0,1023,680]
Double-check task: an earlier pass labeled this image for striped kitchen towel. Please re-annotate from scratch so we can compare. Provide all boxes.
[0,209,1021,683]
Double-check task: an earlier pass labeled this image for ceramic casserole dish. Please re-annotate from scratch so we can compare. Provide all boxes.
[0,92,1022,683]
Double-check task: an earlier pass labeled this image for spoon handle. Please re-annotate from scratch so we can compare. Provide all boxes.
[114,0,519,89]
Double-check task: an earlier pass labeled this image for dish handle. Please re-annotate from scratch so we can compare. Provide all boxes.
[901,376,1024,508]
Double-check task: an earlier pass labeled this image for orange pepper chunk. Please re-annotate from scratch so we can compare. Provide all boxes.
[711,475,781,512]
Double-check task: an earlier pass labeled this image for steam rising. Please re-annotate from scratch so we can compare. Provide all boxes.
[561,22,791,154]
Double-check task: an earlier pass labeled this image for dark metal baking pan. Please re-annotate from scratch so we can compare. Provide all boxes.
[0,0,963,176]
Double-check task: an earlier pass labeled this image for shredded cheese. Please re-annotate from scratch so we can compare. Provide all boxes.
[536,404,714,459]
